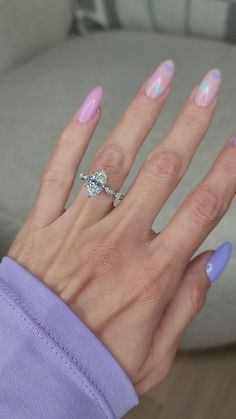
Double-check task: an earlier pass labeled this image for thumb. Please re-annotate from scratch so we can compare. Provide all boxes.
[156,241,233,345]
[135,242,232,395]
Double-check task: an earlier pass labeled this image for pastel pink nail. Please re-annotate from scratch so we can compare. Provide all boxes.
[193,69,221,107]
[75,86,103,124]
[145,59,175,98]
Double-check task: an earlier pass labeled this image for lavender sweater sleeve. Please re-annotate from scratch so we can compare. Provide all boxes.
[0,256,139,419]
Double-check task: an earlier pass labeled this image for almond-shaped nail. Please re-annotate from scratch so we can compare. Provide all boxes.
[145,59,175,98]
[75,86,103,124]
[193,69,221,107]
[205,241,232,283]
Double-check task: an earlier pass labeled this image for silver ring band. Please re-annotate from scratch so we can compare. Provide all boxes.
[79,169,124,205]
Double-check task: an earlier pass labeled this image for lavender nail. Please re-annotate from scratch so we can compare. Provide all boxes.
[75,86,103,124]
[206,241,232,283]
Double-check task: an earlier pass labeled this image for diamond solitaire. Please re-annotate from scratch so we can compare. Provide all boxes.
[79,169,124,205]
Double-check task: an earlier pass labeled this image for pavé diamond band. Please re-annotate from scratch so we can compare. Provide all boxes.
[79,169,124,205]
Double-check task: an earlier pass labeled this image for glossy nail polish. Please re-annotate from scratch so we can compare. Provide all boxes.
[145,59,175,98]
[75,86,103,124]
[194,69,221,107]
[205,241,232,283]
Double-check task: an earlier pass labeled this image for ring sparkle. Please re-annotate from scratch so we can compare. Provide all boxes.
[79,168,124,206]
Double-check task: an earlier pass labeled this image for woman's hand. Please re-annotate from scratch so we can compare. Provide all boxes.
[8,61,233,395]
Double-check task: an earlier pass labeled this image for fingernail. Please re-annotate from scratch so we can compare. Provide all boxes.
[75,86,103,124]
[205,241,232,283]
[193,68,221,107]
[145,59,175,98]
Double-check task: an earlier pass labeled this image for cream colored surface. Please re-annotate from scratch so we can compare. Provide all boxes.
[126,347,236,419]
[0,0,73,76]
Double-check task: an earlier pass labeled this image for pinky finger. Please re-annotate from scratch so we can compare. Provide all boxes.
[135,242,232,395]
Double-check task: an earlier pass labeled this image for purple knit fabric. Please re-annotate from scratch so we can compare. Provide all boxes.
[0,256,139,418]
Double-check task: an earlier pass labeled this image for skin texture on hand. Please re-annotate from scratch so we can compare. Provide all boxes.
[8,61,234,396]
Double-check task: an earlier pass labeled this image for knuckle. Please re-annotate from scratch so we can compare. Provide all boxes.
[146,149,183,181]
[124,99,155,126]
[58,130,77,149]
[41,165,69,191]
[189,186,222,224]
[188,281,206,314]
[177,109,204,133]
[94,145,127,177]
